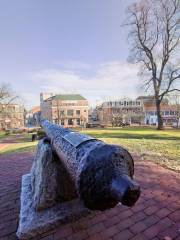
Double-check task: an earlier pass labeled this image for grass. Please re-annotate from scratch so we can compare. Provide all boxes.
[0,133,37,155]
[0,131,6,140]
[0,127,179,172]
[0,142,37,155]
[81,127,180,172]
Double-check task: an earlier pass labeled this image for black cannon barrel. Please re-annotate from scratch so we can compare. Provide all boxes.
[41,120,140,211]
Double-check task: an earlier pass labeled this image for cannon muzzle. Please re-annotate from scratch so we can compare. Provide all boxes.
[78,144,140,210]
[111,175,140,207]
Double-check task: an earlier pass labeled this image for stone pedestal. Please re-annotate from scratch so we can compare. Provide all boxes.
[17,174,89,239]
[17,138,90,239]
[31,138,77,211]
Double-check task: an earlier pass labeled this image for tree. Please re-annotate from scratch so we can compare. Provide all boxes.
[0,83,18,109]
[125,0,180,129]
[0,83,20,128]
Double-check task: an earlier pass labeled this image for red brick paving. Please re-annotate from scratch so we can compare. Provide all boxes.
[0,148,180,239]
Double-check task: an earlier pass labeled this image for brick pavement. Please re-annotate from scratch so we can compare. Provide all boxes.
[0,151,179,240]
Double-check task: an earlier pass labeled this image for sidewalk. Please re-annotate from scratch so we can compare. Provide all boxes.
[0,151,179,240]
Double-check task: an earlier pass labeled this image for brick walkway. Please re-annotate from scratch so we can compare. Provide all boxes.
[0,151,179,240]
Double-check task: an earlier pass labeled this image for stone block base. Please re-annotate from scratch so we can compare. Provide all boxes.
[17,174,90,240]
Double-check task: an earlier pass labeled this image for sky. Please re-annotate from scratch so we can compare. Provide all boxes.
[0,0,142,108]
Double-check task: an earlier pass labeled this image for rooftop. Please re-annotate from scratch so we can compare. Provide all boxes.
[46,94,86,101]
[30,106,40,114]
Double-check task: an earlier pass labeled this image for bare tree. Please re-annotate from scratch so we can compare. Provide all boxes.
[125,0,180,129]
[0,83,19,109]
[112,112,123,127]
[0,83,20,128]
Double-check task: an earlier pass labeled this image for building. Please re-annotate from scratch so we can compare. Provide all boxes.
[26,106,41,127]
[40,93,88,127]
[0,104,24,130]
[97,98,144,126]
[137,96,178,126]
[96,96,179,127]
[88,107,100,122]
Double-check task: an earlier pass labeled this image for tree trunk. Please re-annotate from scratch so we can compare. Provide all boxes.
[155,99,163,130]
[176,116,180,128]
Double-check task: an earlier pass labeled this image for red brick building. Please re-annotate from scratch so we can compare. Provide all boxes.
[0,104,24,129]
[97,98,144,126]
[96,96,179,127]
[40,93,89,127]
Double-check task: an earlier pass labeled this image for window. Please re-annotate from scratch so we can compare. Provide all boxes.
[77,118,80,125]
[76,110,80,115]
[137,101,141,105]
[63,103,75,106]
[84,110,87,113]
[61,119,64,125]
[148,111,154,116]
[60,110,64,116]
[68,118,73,125]
[67,110,73,116]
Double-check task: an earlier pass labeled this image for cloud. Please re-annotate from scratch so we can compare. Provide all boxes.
[54,60,92,71]
[20,92,40,109]
[27,61,141,106]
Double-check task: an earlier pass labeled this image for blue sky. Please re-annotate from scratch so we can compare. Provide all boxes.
[0,0,141,108]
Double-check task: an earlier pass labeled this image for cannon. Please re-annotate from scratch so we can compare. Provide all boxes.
[41,120,140,211]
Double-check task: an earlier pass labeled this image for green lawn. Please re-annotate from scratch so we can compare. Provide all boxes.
[0,131,6,140]
[0,142,37,155]
[82,127,180,172]
[0,133,37,155]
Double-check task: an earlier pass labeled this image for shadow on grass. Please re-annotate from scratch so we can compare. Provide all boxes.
[13,137,32,143]
[87,133,180,141]
[0,134,32,144]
